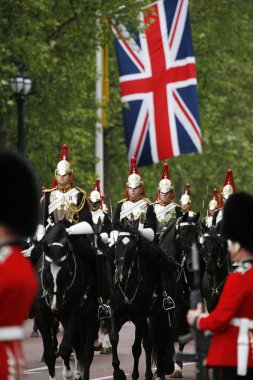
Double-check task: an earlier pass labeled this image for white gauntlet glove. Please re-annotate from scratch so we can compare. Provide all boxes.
[35,224,45,241]
[138,226,154,241]
[66,221,93,235]
[100,232,109,244]
[109,230,119,247]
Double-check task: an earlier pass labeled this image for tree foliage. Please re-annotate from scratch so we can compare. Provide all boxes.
[1,0,253,217]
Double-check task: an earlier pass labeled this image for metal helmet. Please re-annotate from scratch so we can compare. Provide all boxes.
[180,183,191,205]
[55,159,72,176]
[221,183,234,200]
[158,178,173,193]
[221,169,236,200]
[180,193,191,205]
[209,199,218,211]
[89,189,101,203]
[127,172,143,189]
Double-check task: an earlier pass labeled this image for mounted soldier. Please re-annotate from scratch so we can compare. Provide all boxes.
[154,163,182,243]
[212,169,236,232]
[203,188,219,229]
[89,178,112,243]
[111,157,177,311]
[32,144,110,319]
[180,183,196,216]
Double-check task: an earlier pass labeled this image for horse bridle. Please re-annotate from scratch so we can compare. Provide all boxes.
[175,219,197,272]
[114,232,141,305]
[202,232,230,295]
[41,241,78,307]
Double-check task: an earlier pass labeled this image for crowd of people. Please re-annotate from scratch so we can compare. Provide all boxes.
[1,145,253,379]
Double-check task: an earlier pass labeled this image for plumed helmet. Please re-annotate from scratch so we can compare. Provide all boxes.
[55,159,72,176]
[157,163,174,193]
[221,169,236,200]
[52,144,74,187]
[208,188,219,211]
[89,178,103,211]
[180,183,191,205]
[90,178,102,202]
[222,192,253,252]
[180,194,191,205]
[89,190,101,203]
[158,178,173,193]
[127,173,142,188]
[126,157,144,192]
[0,150,40,237]
[209,199,218,211]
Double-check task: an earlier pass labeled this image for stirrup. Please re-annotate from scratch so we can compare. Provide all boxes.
[162,292,175,311]
[98,303,111,320]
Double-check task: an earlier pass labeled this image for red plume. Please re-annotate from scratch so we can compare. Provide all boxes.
[161,163,171,180]
[129,157,140,175]
[222,169,236,193]
[51,144,74,188]
[185,183,191,196]
[212,188,219,203]
[93,178,101,193]
[156,163,173,201]
[125,157,144,197]
[220,169,236,206]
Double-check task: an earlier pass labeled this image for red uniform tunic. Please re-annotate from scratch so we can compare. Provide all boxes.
[0,245,38,379]
[198,262,253,369]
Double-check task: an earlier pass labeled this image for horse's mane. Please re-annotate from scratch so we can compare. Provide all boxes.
[159,218,177,255]
[44,222,68,245]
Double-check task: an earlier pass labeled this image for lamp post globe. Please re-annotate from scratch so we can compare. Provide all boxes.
[9,66,32,154]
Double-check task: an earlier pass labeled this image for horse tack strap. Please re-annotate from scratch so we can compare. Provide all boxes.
[178,222,195,227]
[0,326,24,341]
[230,317,253,376]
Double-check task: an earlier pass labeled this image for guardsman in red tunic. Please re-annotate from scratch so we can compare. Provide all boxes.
[0,150,39,380]
[187,192,253,380]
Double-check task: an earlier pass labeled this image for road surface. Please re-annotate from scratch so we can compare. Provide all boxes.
[23,319,196,379]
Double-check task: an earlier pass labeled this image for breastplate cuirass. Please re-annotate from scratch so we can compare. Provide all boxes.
[154,203,176,232]
[92,209,105,225]
[49,189,79,223]
[121,200,148,221]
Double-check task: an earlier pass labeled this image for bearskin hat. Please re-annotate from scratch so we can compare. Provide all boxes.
[222,192,253,252]
[0,150,40,237]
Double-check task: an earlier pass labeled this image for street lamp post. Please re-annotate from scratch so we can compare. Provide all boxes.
[9,64,32,154]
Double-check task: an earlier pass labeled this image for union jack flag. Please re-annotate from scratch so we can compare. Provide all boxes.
[111,0,202,166]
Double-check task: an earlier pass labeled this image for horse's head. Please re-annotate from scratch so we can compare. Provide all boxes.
[42,223,73,313]
[202,225,228,275]
[114,227,141,286]
[175,212,200,271]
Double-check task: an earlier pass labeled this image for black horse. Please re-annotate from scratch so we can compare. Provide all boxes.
[201,225,231,312]
[159,211,201,378]
[33,222,99,380]
[109,227,173,380]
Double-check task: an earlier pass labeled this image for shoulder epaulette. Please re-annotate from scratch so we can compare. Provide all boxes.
[43,188,55,193]
[76,187,87,196]
[143,197,152,205]
[118,198,128,204]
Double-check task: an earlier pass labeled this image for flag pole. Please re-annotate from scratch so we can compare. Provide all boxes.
[95,44,104,195]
